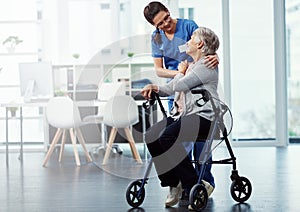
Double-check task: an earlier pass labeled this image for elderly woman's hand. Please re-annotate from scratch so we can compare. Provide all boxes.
[141,84,159,99]
[178,60,188,75]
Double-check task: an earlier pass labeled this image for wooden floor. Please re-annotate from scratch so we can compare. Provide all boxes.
[1,144,300,212]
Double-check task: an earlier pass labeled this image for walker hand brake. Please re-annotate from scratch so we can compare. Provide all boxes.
[191,89,210,107]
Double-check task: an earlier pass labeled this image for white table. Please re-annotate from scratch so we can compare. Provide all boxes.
[1,100,48,166]
[1,99,107,166]
[1,97,158,166]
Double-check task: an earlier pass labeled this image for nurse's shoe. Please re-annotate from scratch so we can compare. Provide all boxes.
[202,180,214,197]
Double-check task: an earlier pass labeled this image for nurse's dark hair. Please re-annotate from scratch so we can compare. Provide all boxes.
[144,1,169,44]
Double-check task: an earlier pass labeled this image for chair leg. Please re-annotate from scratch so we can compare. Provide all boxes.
[69,128,80,166]
[124,127,142,164]
[59,129,67,163]
[75,128,92,162]
[102,127,117,165]
[101,123,107,148]
[42,128,63,167]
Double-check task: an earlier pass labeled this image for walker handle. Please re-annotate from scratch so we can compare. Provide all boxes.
[142,92,156,109]
[142,92,167,118]
[191,89,210,106]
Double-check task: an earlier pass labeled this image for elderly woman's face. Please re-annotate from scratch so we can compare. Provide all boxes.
[186,34,200,55]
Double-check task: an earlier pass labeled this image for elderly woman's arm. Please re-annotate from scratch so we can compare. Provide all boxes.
[172,63,218,92]
[141,82,175,99]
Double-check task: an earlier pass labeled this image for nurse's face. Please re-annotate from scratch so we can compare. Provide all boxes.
[152,11,173,31]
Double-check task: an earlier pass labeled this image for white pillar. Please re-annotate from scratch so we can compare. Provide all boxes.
[274,0,288,146]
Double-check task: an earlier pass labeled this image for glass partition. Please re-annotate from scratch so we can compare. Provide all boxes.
[286,0,300,143]
[229,0,276,142]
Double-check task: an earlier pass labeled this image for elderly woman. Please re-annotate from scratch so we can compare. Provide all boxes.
[141,26,220,208]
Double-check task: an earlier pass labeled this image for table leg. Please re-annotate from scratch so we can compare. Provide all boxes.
[6,107,9,166]
[101,123,107,148]
[19,107,23,161]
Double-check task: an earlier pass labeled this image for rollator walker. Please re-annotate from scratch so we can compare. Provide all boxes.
[126,89,252,211]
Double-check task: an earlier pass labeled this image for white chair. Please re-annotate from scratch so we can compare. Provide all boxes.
[83,82,126,150]
[102,95,142,165]
[42,96,92,167]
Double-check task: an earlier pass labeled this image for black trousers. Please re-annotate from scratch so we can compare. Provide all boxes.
[145,114,212,190]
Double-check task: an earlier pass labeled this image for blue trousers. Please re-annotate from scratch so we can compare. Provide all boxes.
[192,142,215,187]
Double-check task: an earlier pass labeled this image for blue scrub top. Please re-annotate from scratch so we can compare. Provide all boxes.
[151,19,199,71]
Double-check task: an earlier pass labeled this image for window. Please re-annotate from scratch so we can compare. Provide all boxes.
[0,0,43,146]
[178,7,194,20]
[179,8,184,18]
[229,0,276,142]
[286,0,300,142]
[188,8,194,20]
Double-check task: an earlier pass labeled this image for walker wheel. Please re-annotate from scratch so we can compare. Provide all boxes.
[189,184,208,211]
[126,179,146,208]
[230,176,252,203]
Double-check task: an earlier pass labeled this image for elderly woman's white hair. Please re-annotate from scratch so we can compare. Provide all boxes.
[193,27,219,55]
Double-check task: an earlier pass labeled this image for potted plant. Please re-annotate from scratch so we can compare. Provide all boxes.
[127,52,134,57]
[72,53,80,59]
[2,36,23,53]
[54,89,67,96]
[8,106,18,117]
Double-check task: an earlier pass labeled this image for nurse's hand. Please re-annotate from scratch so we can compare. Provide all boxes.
[204,54,219,69]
